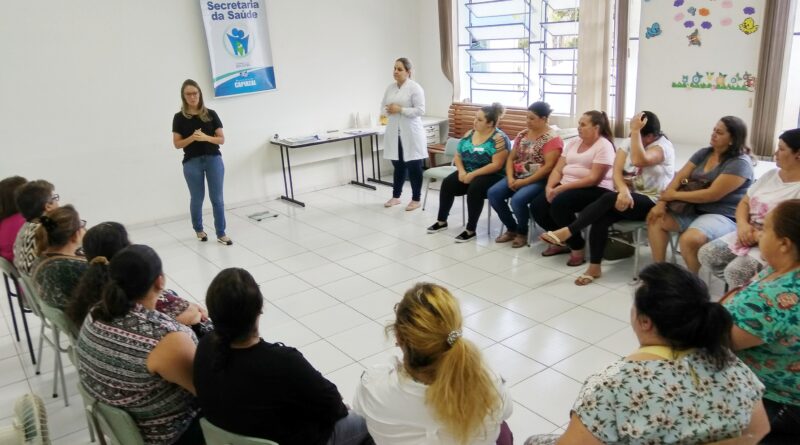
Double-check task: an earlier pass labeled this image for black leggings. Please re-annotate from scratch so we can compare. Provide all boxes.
[437,172,502,231]
[531,186,611,251]
[173,414,204,445]
[568,191,656,264]
[761,398,800,444]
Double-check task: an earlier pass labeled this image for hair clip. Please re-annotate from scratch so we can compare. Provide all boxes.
[446,329,462,347]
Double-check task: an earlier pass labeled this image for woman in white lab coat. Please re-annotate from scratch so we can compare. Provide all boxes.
[382,57,427,211]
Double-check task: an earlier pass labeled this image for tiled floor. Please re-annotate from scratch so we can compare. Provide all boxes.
[0,182,725,443]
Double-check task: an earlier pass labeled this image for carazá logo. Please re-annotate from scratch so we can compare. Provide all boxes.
[225,27,250,57]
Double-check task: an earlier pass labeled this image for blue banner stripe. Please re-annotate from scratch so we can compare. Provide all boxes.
[214,67,276,97]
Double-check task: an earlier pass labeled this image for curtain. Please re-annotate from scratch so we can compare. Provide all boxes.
[438,0,454,85]
[612,0,629,137]
[751,0,797,158]
[575,0,612,116]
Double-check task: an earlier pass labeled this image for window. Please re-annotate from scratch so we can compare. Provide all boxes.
[457,1,633,118]
[780,5,800,130]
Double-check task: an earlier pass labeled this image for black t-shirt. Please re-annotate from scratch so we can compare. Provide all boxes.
[172,109,223,163]
[194,337,348,445]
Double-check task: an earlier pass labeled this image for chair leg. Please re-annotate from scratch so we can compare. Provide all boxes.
[632,228,641,283]
[36,323,46,375]
[3,274,20,341]
[53,329,69,406]
[18,303,36,365]
[487,205,492,235]
[422,180,430,210]
[461,196,466,227]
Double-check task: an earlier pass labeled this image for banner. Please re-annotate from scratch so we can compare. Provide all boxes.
[200,1,276,97]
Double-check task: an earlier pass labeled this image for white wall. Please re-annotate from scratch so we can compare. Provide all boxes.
[1,0,426,226]
[636,0,764,147]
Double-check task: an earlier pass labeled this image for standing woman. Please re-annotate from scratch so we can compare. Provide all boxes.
[172,79,232,245]
[382,58,427,211]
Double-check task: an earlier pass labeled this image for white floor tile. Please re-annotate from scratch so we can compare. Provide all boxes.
[259,274,313,301]
[318,275,383,302]
[461,275,529,304]
[361,264,421,287]
[506,402,560,444]
[510,369,581,426]
[583,288,634,322]
[500,290,576,323]
[551,346,622,383]
[297,305,371,338]
[315,241,368,261]
[502,325,589,366]
[294,262,354,287]
[324,362,366,406]
[246,261,289,284]
[327,322,394,360]
[482,343,546,386]
[274,251,330,274]
[398,251,459,273]
[372,241,429,261]
[595,327,639,357]
[537,276,614,304]
[427,263,493,288]
[299,340,354,375]
[464,306,536,342]
[544,307,627,343]
[464,250,530,274]
[346,288,400,321]
[273,288,339,318]
[338,252,395,273]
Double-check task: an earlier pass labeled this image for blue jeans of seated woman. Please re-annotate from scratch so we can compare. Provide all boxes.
[487,178,546,235]
[183,155,227,237]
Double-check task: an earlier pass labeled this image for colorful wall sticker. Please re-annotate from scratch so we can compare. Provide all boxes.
[671,70,755,92]
[645,22,662,39]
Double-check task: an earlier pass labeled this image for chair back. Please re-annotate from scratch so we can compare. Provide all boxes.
[39,302,80,365]
[443,137,460,157]
[200,418,279,445]
[92,397,146,445]
[0,257,18,278]
[17,274,46,320]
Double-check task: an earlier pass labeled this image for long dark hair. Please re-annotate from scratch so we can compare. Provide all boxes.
[0,176,26,220]
[770,199,800,259]
[634,263,733,369]
[91,245,162,322]
[69,222,131,328]
[719,116,751,162]
[206,268,263,369]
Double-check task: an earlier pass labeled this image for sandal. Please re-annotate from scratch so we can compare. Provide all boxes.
[567,254,586,267]
[539,231,566,247]
[574,274,599,286]
[196,231,208,242]
[541,245,570,257]
[511,234,528,248]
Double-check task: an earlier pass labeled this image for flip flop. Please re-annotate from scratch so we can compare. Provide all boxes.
[567,255,586,267]
[541,245,570,257]
[539,231,566,247]
[574,274,599,286]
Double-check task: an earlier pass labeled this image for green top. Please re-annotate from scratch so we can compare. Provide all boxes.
[31,254,88,310]
[458,128,509,173]
[724,267,800,406]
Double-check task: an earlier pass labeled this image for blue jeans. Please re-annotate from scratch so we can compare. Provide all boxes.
[487,178,546,235]
[182,155,227,237]
[327,410,373,445]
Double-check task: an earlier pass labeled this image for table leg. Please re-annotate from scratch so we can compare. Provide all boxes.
[350,137,376,190]
[368,133,392,187]
[279,145,305,207]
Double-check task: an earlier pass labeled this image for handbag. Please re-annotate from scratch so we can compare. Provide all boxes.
[604,230,636,261]
[666,178,710,214]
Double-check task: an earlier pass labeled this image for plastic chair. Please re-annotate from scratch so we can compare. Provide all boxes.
[609,220,649,283]
[17,275,70,405]
[90,395,145,445]
[200,418,279,445]
[0,257,36,365]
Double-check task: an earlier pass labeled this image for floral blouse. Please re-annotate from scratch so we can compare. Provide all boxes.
[724,268,800,406]
[510,129,563,179]
[571,351,763,444]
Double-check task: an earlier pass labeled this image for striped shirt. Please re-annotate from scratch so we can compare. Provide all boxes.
[77,304,198,445]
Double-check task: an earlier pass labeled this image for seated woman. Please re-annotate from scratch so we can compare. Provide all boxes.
[525,263,768,445]
[723,200,800,443]
[68,221,212,336]
[700,128,800,289]
[12,179,59,275]
[427,103,509,243]
[0,176,27,263]
[30,205,87,311]
[531,110,616,266]
[77,244,202,445]
[194,267,371,445]
[648,116,754,273]
[353,282,513,445]
[488,101,563,248]
[539,111,674,285]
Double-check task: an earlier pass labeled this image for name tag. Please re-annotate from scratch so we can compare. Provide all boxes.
[473,146,484,153]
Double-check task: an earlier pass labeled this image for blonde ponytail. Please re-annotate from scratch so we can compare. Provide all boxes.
[390,283,501,444]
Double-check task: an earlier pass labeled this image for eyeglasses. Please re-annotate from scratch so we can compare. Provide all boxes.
[185,92,200,97]
[48,194,60,203]
[80,219,87,229]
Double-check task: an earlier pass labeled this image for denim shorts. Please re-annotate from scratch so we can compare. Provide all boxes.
[671,212,737,241]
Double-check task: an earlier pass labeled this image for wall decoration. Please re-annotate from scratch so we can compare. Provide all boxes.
[671,70,756,91]
[645,22,663,39]
[687,28,702,46]
[655,1,761,42]
[739,17,758,34]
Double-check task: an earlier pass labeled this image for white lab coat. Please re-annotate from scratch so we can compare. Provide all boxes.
[381,79,427,161]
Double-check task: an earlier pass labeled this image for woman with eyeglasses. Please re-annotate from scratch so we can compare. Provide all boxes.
[172,79,232,246]
[12,179,59,275]
[30,205,88,315]
[353,283,513,445]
